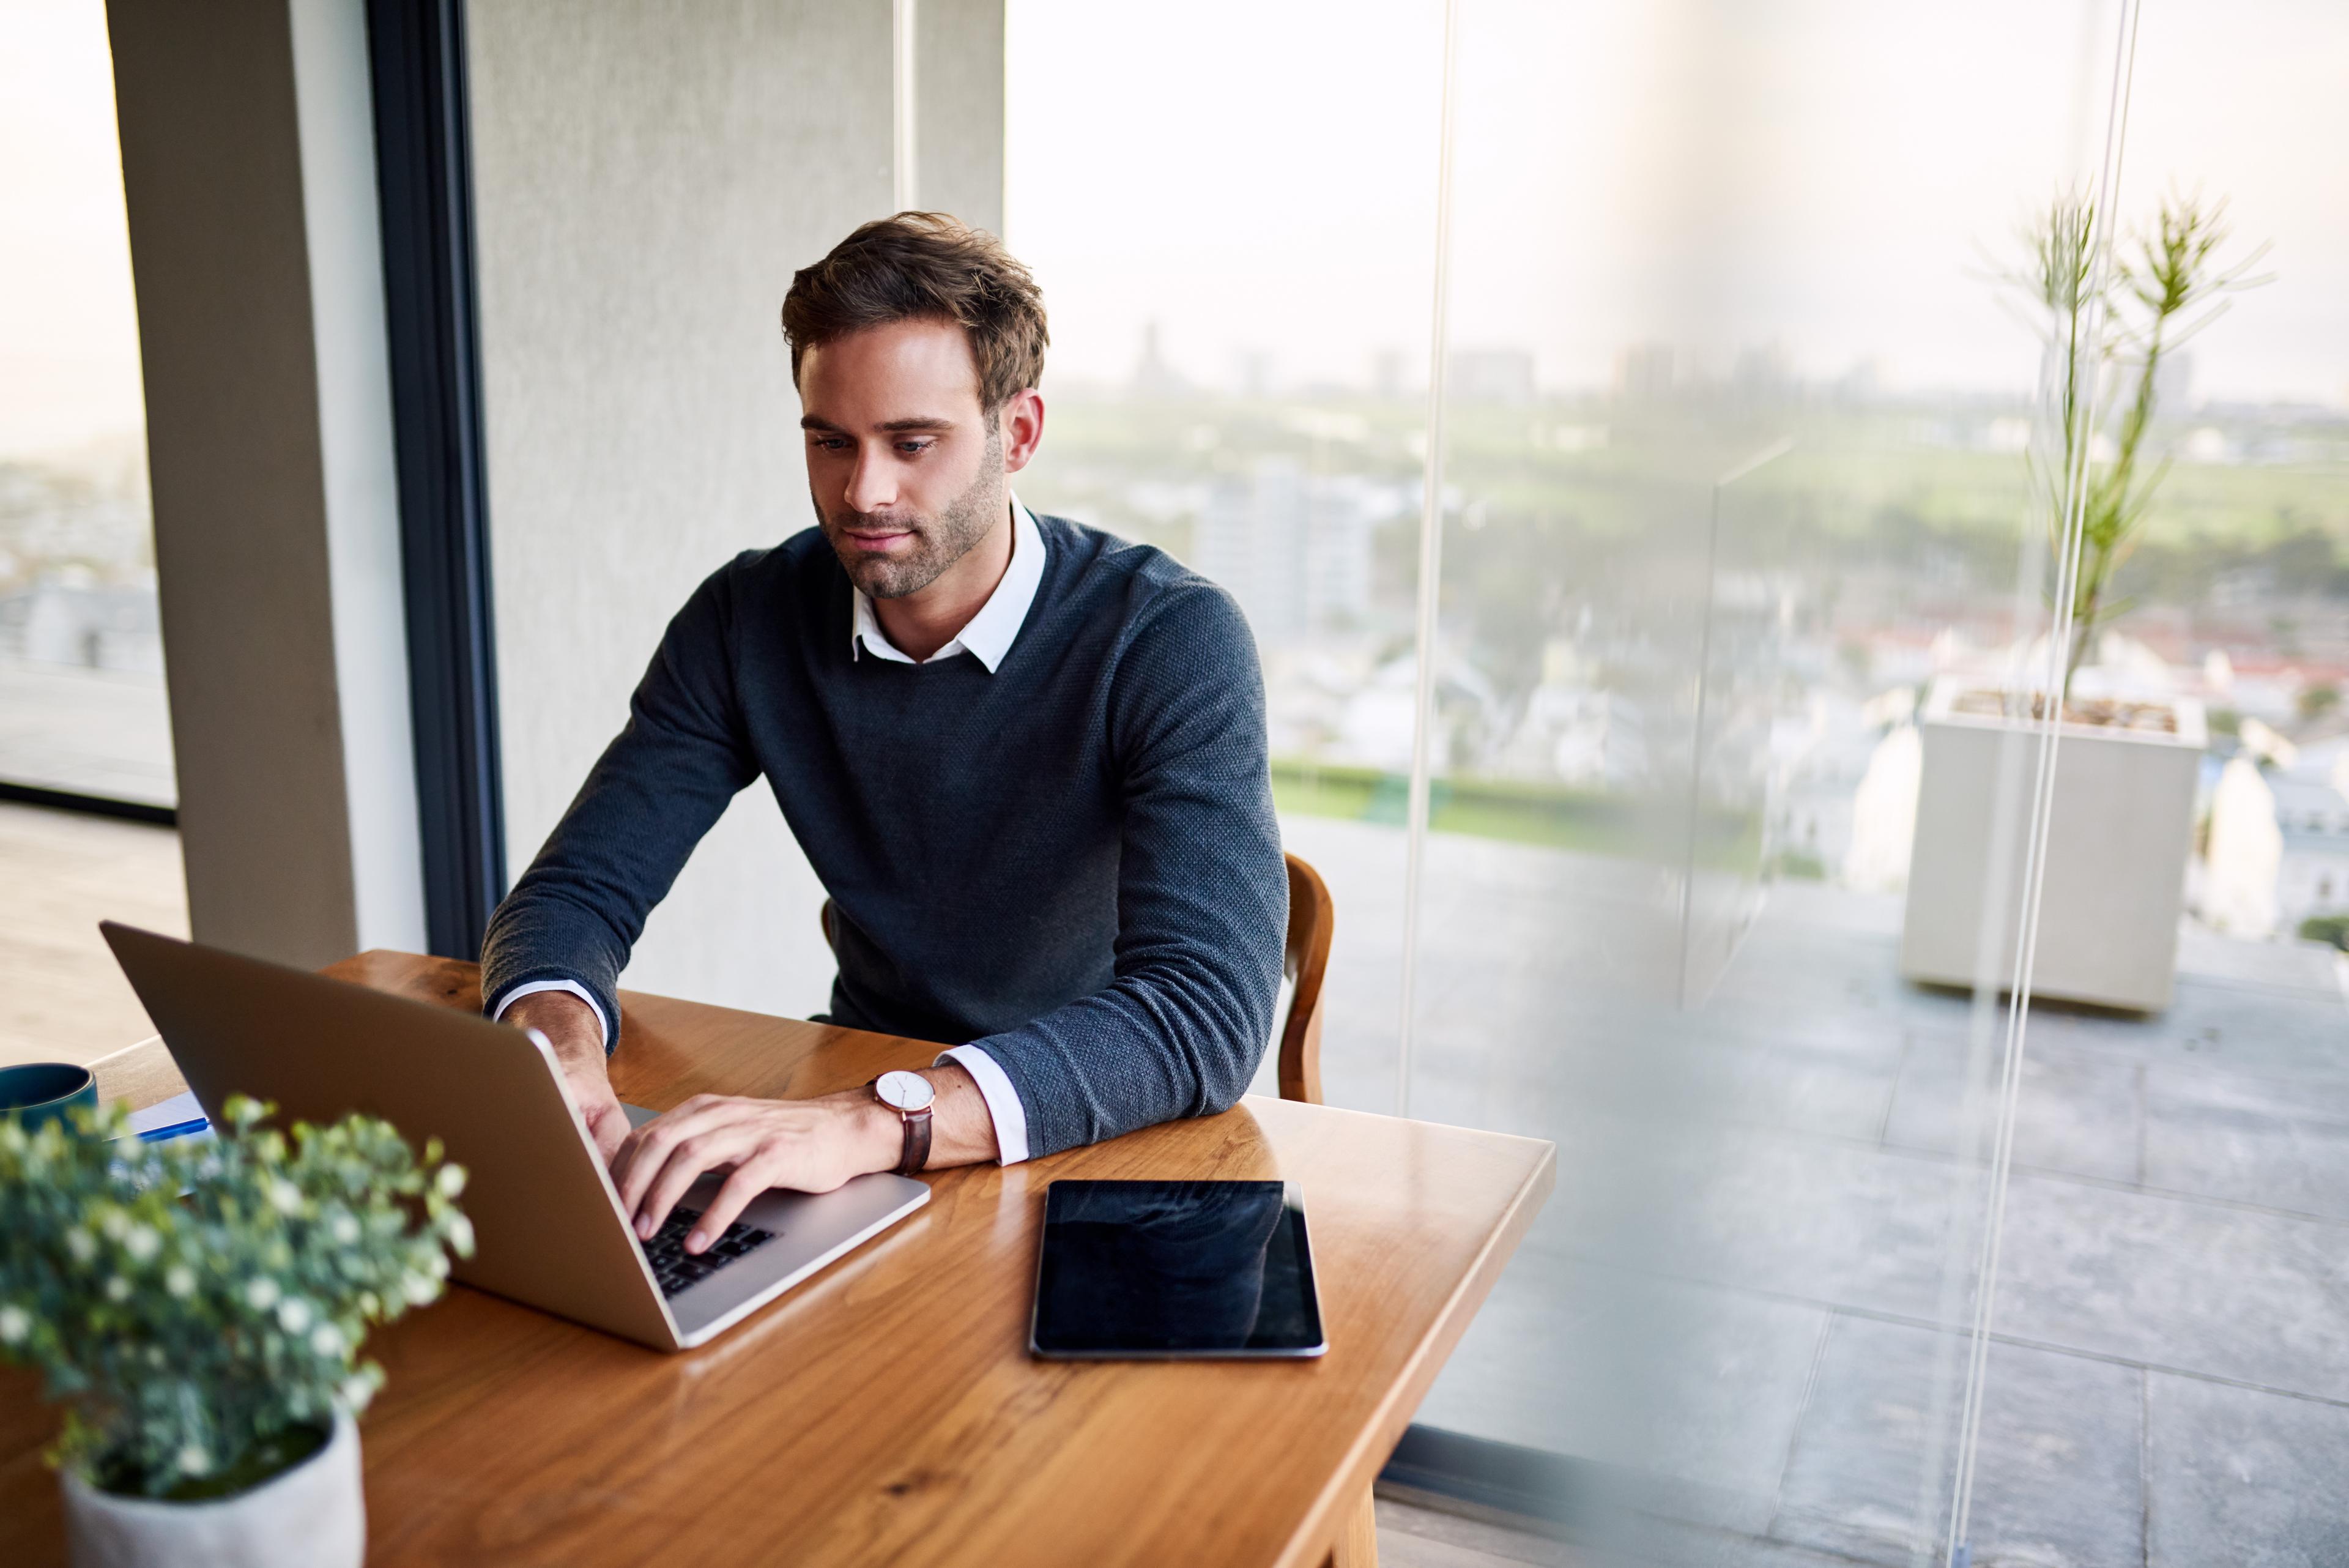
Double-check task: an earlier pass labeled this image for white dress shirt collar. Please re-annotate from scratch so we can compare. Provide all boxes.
[850,498,1045,672]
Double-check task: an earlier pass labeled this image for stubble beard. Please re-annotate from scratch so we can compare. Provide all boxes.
[822,426,1005,600]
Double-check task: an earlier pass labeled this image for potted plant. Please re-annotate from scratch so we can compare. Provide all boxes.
[1900,193,2265,1010]
[0,1095,473,1568]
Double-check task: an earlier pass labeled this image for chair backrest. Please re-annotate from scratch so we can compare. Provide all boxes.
[1275,852,1334,1104]
[817,850,1336,1105]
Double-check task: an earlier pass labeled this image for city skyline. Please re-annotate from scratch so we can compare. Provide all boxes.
[6,0,2347,466]
[1007,0,2348,407]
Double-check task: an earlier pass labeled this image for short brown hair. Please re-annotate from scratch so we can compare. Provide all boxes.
[782,212,1048,411]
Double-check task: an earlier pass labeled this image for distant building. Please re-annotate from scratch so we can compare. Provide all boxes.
[0,577,165,675]
[1235,350,1274,399]
[1332,650,1502,774]
[1130,321,1187,398]
[1192,458,1377,645]
[1831,359,1883,405]
[1614,343,1674,402]
[1446,348,1534,406]
[1732,343,1795,403]
[1304,503,1373,630]
[2271,771,2349,935]
[2184,426,2232,464]
[1500,680,1647,789]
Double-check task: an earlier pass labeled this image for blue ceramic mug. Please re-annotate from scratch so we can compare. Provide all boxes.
[0,1062,99,1134]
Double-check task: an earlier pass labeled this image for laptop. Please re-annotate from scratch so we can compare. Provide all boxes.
[100,923,929,1352]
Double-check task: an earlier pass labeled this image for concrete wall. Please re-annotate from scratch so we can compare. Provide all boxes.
[917,0,1007,234]
[107,0,426,967]
[467,0,1006,1017]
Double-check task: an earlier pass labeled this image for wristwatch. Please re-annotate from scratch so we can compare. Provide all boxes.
[870,1070,935,1176]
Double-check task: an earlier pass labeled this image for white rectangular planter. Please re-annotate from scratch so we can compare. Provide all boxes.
[1901,678,2206,1011]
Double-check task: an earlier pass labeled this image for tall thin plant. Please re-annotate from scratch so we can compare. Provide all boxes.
[2008,191,2270,704]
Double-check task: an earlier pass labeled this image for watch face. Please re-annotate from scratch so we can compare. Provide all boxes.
[877,1070,935,1113]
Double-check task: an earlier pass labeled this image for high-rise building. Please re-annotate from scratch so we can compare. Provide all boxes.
[1614,341,1675,401]
[1447,347,1535,405]
[1192,458,1378,645]
[1130,320,1188,398]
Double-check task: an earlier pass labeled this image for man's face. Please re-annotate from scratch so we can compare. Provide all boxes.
[799,319,1005,600]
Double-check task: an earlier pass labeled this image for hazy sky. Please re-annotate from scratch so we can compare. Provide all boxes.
[0,0,139,459]
[1008,0,2349,405]
[1,0,2342,464]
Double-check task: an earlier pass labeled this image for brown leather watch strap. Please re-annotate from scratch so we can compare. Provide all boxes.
[871,1076,933,1176]
[897,1105,932,1176]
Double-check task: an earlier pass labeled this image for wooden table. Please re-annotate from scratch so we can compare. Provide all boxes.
[2,951,1554,1567]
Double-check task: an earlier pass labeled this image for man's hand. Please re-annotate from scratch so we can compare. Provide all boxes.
[503,989,631,1165]
[613,1063,1000,1254]
[612,1090,899,1255]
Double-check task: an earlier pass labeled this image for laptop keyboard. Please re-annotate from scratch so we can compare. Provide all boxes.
[642,1205,777,1298]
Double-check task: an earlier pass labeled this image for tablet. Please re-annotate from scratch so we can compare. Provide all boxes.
[1029,1179,1327,1359]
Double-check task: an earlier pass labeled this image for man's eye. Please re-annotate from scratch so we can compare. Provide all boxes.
[812,436,851,451]
[896,440,933,455]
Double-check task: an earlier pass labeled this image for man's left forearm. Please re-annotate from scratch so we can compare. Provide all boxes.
[901,1060,1000,1166]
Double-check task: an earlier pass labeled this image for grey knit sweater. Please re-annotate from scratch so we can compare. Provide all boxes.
[479,514,1287,1158]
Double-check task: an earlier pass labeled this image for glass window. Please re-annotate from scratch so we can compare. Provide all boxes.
[0,0,174,811]
[1974,6,2349,1564]
[0,0,185,1078]
[1008,0,1446,1110]
[1407,1,2133,1555]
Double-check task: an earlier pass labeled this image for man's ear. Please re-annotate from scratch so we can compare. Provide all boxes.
[1000,387,1047,476]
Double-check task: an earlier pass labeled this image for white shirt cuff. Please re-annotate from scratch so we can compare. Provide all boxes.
[937,1044,1030,1165]
[491,978,611,1052]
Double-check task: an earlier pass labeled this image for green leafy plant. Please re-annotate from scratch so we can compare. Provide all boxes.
[2299,914,2349,952]
[0,1096,472,1499]
[2010,190,2270,703]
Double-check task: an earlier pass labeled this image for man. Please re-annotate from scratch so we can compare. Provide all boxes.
[482,213,1287,1260]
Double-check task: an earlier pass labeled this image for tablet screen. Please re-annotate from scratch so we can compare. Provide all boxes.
[1030,1179,1326,1358]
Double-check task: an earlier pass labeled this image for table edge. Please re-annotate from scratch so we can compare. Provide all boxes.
[1274,1135,1560,1568]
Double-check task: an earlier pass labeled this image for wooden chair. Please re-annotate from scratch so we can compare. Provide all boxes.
[1273,852,1334,1105]
[817,851,1335,1105]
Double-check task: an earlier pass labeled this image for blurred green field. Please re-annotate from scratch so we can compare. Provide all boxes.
[1271,757,1762,871]
[1034,394,2349,559]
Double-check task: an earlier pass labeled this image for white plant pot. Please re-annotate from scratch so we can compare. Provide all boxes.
[1901,678,2205,1011]
[61,1411,364,1568]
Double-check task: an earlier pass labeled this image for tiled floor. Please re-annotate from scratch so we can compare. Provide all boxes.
[0,798,185,1070]
[1377,1495,1586,1567]
[1283,816,2349,1568]
[0,658,177,809]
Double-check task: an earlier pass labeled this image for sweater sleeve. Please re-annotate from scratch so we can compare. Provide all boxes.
[961,581,1288,1156]
[478,565,759,1047]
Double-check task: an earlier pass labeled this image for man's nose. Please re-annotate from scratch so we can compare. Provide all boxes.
[845,448,898,516]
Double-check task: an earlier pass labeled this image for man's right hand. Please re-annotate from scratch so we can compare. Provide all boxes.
[503,989,630,1165]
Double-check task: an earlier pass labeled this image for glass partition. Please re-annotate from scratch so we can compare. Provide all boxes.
[1003,9,2117,1554]
[1398,0,2145,1559]
[1960,6,2349,1564]
[1007,0,1447,1112]
[0,0,174,811]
